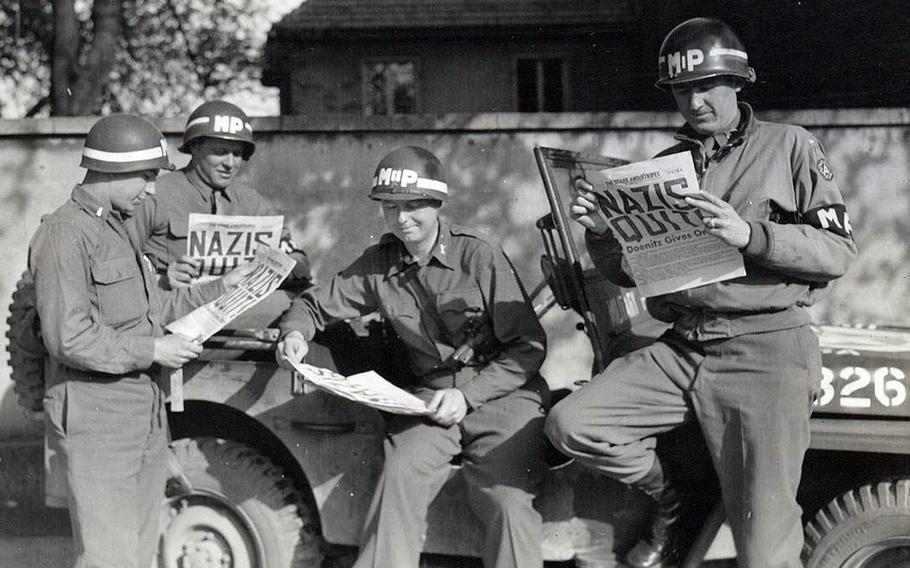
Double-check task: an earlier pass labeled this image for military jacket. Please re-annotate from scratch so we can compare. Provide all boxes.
[29,185,224,388]
[280,220,546,409]
[587,103,857,338]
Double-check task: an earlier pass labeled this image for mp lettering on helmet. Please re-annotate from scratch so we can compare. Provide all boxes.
[662,49,705,78]
[376,168,419,187]
[213,115,246,134]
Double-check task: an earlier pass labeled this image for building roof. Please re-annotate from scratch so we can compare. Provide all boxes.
[272,0,639,39]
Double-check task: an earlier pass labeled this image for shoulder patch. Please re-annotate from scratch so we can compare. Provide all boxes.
[807,136,835,181]
[816,158,834,181]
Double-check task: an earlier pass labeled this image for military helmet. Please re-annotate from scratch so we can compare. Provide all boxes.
[81,114,174,174]
[179,100,255,159]
[656,17,756,89]
[369,146,448,202]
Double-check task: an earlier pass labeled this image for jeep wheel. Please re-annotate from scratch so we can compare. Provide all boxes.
[161,437,324,568]
[803,480,910,568]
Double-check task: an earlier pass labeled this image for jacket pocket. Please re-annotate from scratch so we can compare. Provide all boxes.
[167,218,189,239]
[167,218,190,260]
[91,256,145,326]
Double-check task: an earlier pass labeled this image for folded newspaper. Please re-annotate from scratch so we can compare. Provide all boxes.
[166,246,296,343]
[291,362,431,416]
[587,151,745,297]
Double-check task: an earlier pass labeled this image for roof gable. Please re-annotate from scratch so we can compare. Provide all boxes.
[273,0,638,37]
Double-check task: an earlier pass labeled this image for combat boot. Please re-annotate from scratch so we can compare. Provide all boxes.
[625,461,682,568]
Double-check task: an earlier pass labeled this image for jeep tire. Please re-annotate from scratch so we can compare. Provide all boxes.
[5,270,47,415]
[162,437,324,568]
[802,479,910,568]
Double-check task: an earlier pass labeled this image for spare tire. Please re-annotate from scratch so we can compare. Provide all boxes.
[6,270,46,415]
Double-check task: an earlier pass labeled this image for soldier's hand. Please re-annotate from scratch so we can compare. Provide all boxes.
[222,262,256,289]
[685,191,751,249]
[427,388,468,426]
[167,255,201,289]
[276,330,309,370]
[570,178,609,235]
[153,334,203,368]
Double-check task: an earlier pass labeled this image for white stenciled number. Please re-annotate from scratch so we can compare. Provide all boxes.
[873,367,907,408]
[817,367,835,407]
[839,367,872,408]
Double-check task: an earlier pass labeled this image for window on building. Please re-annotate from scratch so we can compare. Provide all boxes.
[516,57,565,112]
[362,59,418,115]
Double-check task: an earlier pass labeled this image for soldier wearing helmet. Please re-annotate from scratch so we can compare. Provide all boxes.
[547,17,857,568]
[277,146,550,568]
[130,99,311,291]
[28,114,250,568]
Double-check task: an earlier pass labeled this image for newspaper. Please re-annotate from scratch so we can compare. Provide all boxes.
[187,213,284,282]
[166,246,296,343]
[292,362,431,415]
[587,151,745,297]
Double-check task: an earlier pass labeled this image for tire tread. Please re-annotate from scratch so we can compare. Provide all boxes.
[170,437,325,568]
[802,479,910,567]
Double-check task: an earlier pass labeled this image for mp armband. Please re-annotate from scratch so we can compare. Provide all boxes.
[804,204,853,238]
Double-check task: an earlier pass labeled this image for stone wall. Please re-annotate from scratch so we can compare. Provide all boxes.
[1,109,907,437]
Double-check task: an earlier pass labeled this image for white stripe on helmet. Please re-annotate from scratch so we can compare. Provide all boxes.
[83,145,166,163]
[186,116,211,129]
[415,178,448,193]
[709,47,748,60]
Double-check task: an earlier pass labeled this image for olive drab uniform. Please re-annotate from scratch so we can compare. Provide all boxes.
[280,221,550,568]
[129,169,312,286]
[546,103,857,568]
[31,185,225,568]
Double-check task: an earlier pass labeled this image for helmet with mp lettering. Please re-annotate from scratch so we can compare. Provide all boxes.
[656,17,756,89]
[81,114,174,174]
[369,146,448,203]
[179,100,255,159]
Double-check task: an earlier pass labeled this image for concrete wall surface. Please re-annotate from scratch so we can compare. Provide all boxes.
[0,109,908,438]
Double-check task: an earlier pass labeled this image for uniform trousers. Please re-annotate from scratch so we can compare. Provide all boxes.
[354,375,550,568]
[545,325,821,568]
[44,377,169,568]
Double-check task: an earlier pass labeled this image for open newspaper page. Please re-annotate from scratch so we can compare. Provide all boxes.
[187,213,284,283]
[166,246,295,342]
[291,362,431,416]
[587,151,745,297]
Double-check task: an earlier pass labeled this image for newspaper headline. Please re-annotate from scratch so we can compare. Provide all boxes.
[187,213,283,281]
[587,151,745,297]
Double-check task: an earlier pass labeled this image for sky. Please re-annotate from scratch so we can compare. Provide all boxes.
[223,0,303,116]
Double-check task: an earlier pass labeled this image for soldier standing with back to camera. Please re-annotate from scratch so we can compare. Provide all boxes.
[545,18,857,568]
[130,99,311,291]
[29,114,249,568]
[276,146,550,568]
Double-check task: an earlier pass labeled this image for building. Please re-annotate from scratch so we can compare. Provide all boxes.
[264,0,910,115]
